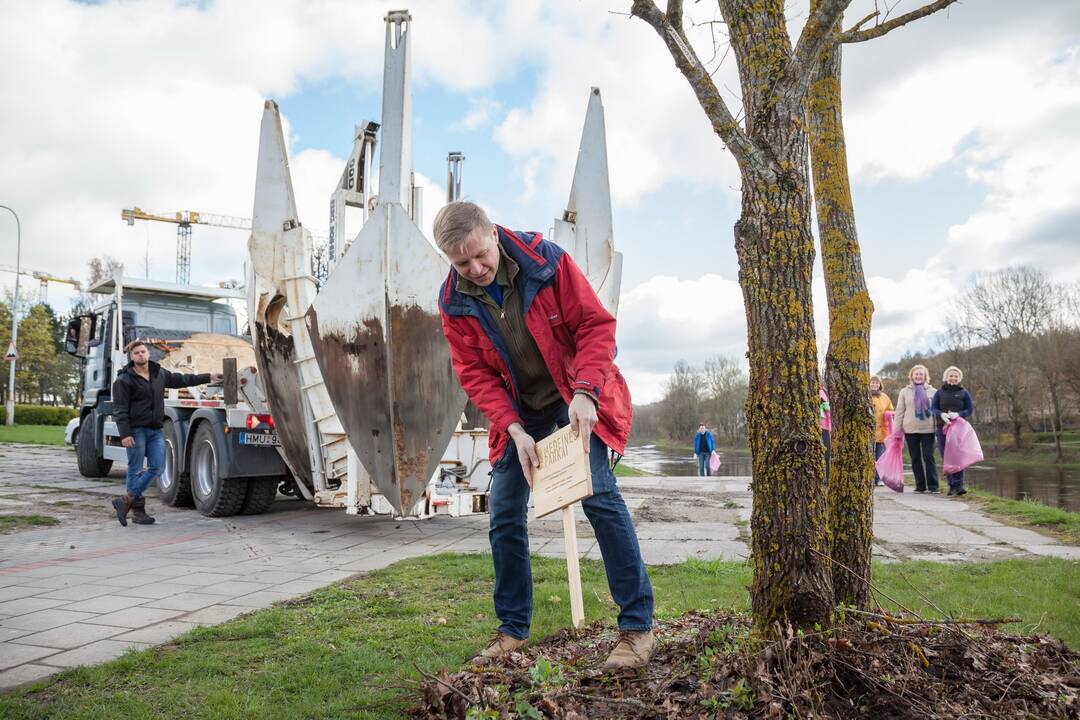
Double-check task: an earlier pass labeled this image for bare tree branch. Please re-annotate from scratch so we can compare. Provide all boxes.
[783,0,853,99]
[665,0,683,31]
[839,0,960,43]
[631,0,776,179]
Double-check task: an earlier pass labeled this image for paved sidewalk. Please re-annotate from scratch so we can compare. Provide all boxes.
[1,443,1077,690]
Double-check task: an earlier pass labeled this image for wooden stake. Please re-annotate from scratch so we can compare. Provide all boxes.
[562,504,585,628]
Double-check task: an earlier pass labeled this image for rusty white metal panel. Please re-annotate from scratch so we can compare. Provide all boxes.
[553,87,622,317]
[306,202,465,515]
[246,104,314,489]
[378,10,412,209]
[247,100,359,493]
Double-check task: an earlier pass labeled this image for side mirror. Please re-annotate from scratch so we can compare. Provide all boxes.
[65,315,96,358]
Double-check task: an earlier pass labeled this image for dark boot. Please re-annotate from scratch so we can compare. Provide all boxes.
[130,496,156,525]
[111,494,133,527]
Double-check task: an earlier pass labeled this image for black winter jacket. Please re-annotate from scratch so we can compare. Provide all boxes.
[112,361,210,437]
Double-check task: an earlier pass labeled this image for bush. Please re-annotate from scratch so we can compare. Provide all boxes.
[13,404,79,426]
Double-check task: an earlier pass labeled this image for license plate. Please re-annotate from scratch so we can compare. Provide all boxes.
[239,432,280,447]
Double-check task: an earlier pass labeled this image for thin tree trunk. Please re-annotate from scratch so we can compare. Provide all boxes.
[806,18,875,609]
[738,176,834,630]
[1049,386,1063,462]
[632,0,970,631]
[723,0,834,630]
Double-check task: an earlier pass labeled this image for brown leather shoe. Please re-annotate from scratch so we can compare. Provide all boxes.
[111,494,133,527]
[476,633,527,661]
[130,497,156,525]
[601,629,656,671]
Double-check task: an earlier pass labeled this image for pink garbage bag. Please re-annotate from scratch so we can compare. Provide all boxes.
[943,418,984,474]
[875,431,906,493]
[709,451,721,473]
[875,412,905,493]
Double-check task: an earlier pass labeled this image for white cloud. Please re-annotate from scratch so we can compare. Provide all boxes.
[0,0,539,300]
[493,4,742,209]
[451,97,504,132]
[617,273,747,403]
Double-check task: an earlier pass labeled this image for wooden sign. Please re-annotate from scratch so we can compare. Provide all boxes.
[532,424,592,518]
[532,424,592,628]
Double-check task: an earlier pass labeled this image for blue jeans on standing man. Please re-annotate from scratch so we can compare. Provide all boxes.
[488,401,654,640]
[697,452,711,477]
[125,427,165,500]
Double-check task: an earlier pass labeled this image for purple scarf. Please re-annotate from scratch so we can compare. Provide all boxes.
[913,382,930,420]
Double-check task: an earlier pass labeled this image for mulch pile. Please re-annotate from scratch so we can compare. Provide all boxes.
[410,610,1079,719]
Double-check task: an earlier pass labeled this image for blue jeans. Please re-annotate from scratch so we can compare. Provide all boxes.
[936,429,966,491]
[697,452,711,477]
[125,427,165,500]
[488,402,654,640]
[874,442,885,484]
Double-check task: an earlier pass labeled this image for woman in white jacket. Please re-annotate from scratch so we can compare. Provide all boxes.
[893,364,939,493]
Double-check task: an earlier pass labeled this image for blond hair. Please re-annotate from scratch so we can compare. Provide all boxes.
[432,201,492,255]
[942,366,964,383]
[908,364,930,383]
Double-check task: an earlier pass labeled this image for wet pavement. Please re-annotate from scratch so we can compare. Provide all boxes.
[1,443,1077,689]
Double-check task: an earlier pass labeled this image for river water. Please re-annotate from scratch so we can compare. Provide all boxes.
[621,445,1080,512]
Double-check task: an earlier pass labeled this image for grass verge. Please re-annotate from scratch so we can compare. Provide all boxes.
[0,554,1076,719]
[965,488,1080,545]
[0,515,60,533]
[0,425,66,446]
[613,462,650,477]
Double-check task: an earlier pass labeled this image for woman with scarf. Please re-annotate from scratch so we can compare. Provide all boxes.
[870,375,894,487]
[932,366,974,496]
[893,364,939,493]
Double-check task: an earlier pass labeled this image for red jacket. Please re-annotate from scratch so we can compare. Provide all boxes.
[439,226,632,466]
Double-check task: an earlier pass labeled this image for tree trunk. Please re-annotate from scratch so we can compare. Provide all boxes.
[712,0,832,631]
[738,174,835,631]
[806,22,875,609]
[1049,385,1064,462]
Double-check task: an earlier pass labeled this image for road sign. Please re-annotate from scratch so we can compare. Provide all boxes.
[4,341,16,361]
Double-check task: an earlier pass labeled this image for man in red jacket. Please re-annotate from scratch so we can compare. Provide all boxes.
[436,201,654,671]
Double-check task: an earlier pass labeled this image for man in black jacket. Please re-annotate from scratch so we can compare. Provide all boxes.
[110,341,222,526]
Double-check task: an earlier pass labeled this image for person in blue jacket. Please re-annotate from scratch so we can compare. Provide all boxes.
[694,423,715,477]
[932,365,974,496]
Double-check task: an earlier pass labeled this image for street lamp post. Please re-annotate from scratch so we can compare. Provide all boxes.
[1,205,20,426]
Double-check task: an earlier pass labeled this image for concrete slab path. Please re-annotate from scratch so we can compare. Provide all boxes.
[1,443,1076,689]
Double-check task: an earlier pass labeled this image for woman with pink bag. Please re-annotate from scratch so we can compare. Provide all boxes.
[870,375,894,487]
[933,366,975,496]
[893,365,939,493]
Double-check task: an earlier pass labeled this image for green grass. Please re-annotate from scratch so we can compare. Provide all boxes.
[0,425,66,445]
[0,554,1076,719]
[613,462,650,477]
[966,489,1080,545]
[983,428,1080,467]
[0,514,60,533]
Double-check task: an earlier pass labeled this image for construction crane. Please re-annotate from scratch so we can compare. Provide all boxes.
[121,208,251,285]
[0,264,81,304]
[122,207,330,285]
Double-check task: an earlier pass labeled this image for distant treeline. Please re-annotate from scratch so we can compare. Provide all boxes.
[631,266,1080,454]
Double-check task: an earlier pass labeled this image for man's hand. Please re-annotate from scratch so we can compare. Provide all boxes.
[508,422,539,488]
[568,393,598,454]
[121,436,135,449]
[210,372,224,383]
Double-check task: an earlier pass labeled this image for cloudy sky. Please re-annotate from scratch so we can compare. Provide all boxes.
[1,0,1077,403]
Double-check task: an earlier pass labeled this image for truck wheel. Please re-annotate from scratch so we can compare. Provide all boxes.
[157,420,193,507]
[190,423,247,517]
[239,477,280,515]
[76,414,113,478]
